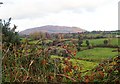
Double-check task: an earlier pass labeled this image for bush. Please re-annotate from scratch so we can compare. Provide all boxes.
[103,39,109,46]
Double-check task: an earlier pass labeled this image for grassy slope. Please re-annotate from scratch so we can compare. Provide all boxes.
[51,55,98,71]
[76,48,118,60]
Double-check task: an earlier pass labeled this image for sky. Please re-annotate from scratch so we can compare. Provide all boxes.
[0,0,119,32]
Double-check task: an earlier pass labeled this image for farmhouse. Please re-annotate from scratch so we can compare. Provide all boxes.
[116,35,120,38]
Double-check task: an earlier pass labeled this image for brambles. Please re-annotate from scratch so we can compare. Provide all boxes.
[2,33,119,83]
[2,40,120,83]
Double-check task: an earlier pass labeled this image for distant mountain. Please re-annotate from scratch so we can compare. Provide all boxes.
[19,25,86,35]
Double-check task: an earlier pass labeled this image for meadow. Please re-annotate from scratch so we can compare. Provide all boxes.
[82,38,119,46]
[76,48,118,62]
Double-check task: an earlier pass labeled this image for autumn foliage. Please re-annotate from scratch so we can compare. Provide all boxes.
[2,39,120,83]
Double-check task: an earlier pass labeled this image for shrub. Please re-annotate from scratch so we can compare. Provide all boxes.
[103,39,108,46]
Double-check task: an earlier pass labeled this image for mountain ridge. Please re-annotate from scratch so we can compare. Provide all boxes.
[19,25,86,35]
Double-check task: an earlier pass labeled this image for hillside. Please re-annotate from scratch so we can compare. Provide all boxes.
[19,25,86,35]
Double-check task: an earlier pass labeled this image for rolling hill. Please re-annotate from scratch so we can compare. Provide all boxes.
[19,25,86,35]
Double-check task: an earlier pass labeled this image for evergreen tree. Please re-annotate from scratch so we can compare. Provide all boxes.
[1,18,20,46]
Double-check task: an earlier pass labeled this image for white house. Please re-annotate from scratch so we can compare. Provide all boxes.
[116,35,120,38]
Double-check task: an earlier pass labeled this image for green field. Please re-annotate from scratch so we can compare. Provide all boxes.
[83,38,119,46]
[23,37,119,46]
[76,48,118,62]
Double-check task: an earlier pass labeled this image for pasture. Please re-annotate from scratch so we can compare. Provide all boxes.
[82,38,119,46]
[76,48,118,62]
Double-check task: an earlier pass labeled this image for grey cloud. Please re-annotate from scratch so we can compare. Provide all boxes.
[0,0,111,20]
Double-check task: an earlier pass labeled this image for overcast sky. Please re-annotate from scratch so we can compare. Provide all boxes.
[0,0,119,31]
